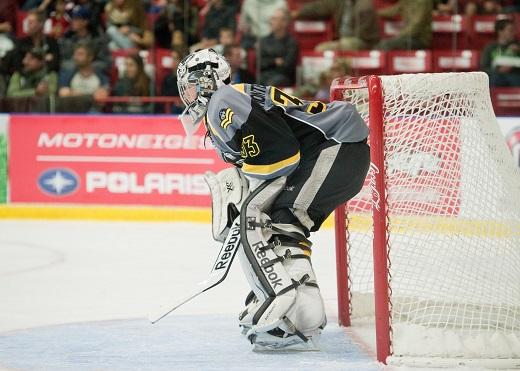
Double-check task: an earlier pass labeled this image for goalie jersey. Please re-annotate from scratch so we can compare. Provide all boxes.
[204,83,369,180]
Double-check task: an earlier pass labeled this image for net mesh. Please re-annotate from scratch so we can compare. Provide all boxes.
[338,72,520,359]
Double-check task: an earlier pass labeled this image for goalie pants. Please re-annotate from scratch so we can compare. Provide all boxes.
[270,139,370,234]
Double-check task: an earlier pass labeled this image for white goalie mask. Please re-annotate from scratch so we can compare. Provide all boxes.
[177,49,231,136]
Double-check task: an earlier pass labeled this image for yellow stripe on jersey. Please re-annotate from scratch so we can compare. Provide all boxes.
[242,151,300,176]
[231,84,246,94]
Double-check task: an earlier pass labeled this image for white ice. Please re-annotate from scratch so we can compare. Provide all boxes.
[0,220,384,371]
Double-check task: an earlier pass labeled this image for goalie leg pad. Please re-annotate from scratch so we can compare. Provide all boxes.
[238,179,326,348]
[238,177,300,334]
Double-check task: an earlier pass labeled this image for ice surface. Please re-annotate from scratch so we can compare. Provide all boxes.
[0,220,382,371]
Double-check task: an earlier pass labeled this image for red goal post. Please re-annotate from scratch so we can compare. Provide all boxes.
[331,73,520,367]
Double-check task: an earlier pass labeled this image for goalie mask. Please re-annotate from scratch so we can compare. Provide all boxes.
[177,49,231,136]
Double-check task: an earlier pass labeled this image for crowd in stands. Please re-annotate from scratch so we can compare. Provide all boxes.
[0,0,520,113]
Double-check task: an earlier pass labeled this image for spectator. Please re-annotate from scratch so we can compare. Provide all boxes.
[433,0,458,15]
[223,44,255,84]
[112,54,151,113]
[213,27,236,55]
[153,0,199,49]
[376,0,433,50]
[65,0,106,34]
[48,0,70,39]
[465,0,503,16]
[238,0,287,49]
[190,0,237,51]
[58,42,109,100]
[8,10,61,73]
[160,48,183,113]
[317,58,350,100]
[105,0,153,51]
[0,0,16,97]
[292,0,379,52]
[481,18,520,87]
[59,5,111,74]
[6,47,57,98]
[257,8,298,86]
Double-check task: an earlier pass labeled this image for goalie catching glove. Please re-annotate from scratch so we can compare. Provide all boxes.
[204,168,249,242]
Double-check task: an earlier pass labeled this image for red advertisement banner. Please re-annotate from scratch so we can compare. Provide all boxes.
[9,115,229,206]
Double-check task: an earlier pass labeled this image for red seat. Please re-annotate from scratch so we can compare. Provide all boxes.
[379,17,404,39]
[387,50,433,74]
[290,20,334,51]
[337,50,387,77]
[433,50,480,72]
[16,10,52,37]
[155,48,174,94]
[467,14,515,50]
[300,51,336,85]
[491,87,520,116]
[432,15,469,50]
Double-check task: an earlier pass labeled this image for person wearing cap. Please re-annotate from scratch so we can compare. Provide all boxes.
[6,47,57,98]
[59,5,111,74]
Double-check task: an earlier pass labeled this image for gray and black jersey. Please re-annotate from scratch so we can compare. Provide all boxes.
[204,83,369,180]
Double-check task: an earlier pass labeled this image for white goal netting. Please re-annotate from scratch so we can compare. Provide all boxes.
[338,72,520,364]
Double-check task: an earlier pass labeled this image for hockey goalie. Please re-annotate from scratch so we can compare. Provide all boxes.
[177,49,370,350]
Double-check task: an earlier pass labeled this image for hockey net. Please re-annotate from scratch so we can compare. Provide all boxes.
[331,72,520,367]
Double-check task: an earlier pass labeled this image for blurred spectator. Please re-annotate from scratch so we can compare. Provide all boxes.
[292,0,379,52]
[6,47,58,98]
[160,48,183,113]
[238,0,287,49]
[314,58,350,101]
[59,5,111,74]
[465,0,503,16]
[257,8,298,86]
[433,0,458,15]
[105,0,153,51]
[8,10,61,73]
[48,0,70,39]
[0,0,15,60]
[153,0,199,49]
[58,42,109,100]
[481,18,520,87]
[223,44,255,84]
[376,0,433,50]
[213,27,236,55]
[171,29,189,57]
[190,0,237,51]
[65,0,106,34]
[112,54,151,113]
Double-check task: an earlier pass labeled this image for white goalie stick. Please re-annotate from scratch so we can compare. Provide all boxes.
[149,218,241,324]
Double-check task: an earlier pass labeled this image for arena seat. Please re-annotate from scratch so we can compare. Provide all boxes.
[432,14,469,50]
[433,49,480,72]
[491,87,520,116]
[155,48,174,94]
[337,50,387,77]
[387,50,433,74]
[290,20,334,51]
[16,10,52,37]
[468,14,515,50]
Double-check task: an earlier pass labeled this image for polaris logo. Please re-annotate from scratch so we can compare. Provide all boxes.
[38,168,79,196]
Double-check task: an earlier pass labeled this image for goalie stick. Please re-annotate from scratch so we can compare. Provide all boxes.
[149,218,241,324]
